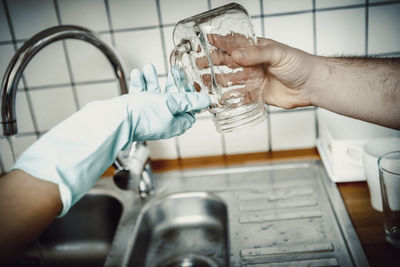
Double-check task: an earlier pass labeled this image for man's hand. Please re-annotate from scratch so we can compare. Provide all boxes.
[204,34,317,109]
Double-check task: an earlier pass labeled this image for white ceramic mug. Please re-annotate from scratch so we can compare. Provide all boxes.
[362,137,400,211]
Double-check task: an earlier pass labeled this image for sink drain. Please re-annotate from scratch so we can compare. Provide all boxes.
[159,254,220,267]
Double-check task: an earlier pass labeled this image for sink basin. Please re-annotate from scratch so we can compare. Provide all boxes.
[18,194,122,267]
[126,192,229,267]
[15,161,369,267]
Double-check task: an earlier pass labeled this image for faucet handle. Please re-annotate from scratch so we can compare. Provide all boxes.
[113,142,155,197]
[138,162,156,198]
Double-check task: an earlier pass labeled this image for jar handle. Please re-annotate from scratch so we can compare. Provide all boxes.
[169,40,194,93]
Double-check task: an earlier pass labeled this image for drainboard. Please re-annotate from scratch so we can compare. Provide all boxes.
[143,161,369,267]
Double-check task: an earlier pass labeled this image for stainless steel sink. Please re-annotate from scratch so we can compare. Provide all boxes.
[16,161,370,267]
[37,194,122,267]
[126,192,229,267]
[15,180,131,267]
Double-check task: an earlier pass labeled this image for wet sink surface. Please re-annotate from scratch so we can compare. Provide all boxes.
[17,194,123,267]
[17,161,369,267]
[127,192,229,267]
[126,161,369,267]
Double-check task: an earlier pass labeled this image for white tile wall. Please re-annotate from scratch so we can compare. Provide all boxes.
[1,0,400,172]
[270,110,316,151]
[368,3,400,55]
[7,0,58,40]
[58,0,109,32]
[162,25,175,62]
[109,0,159,29]
[264,13,314,53]
[177,119,224,157]
[224,119,269,155]
[315,0,364,9]
[30,87,77,132]
[114,29,166,75]
[0,3,11,42]
[368,0,393,3]
[0,135,37,170]
[316,7,365,56]
[21,42,71,87]
[147,139,179,160]
[75,81,120,108]
[0,44,15,82]
[160,0,209,25]
[15,91,35,134]
[211,0,261,17]
[252,17,263,37]
[263,0,312,14]
[65,34,116,83]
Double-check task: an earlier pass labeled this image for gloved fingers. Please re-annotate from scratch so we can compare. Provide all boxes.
[165,71,179,93]
[171,113,196,135]
[168,66,197,93]
[179,111,196,124]
[143,63,160,93]
[166,92,211,114]
[129,69,146,94]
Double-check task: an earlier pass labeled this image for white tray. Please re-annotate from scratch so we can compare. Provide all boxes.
[316,108,400,182]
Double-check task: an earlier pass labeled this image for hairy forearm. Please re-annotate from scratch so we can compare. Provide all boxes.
[311,56,400,129]
[0,170,62,265]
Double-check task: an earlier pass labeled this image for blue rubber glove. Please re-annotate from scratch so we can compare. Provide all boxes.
[12,64,210,217]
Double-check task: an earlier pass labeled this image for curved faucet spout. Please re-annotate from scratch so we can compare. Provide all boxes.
[1,25,128,136]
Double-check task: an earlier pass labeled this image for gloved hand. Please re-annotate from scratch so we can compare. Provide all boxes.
[12,63,210,217]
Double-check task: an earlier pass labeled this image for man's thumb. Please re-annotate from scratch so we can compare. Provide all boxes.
[231,45,282,67]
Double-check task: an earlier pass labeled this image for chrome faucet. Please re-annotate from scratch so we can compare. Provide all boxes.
[113,142,156,198]
[0,25,155,197]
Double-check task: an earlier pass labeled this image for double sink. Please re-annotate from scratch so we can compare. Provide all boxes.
[16,161,369,267]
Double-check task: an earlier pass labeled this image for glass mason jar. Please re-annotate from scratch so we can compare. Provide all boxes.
[170,3,266,133]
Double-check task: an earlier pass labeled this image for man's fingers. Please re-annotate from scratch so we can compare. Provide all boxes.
[170,113,195,136]
[207,33,255,54]
[231,44,284,67]
[196,49,240,69]
[206,34,284,67]
[201,67,265,88]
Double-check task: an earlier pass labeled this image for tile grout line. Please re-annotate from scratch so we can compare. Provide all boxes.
[17,74,168,92]
[104,0,116,47]
[260,0,273,153]
[155,0,169,81]
[207,0,228,156]
[365,0,369,56]
[155,0,181,160]
[0,130,48,139]
[53,0,81,111]
[312,0,319,141]
[2,0,41,140]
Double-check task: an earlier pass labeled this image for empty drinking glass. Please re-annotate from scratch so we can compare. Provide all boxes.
[378,151,400,248]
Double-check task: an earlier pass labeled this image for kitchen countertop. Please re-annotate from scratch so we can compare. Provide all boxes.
[337,182,400,266]
[142,148,399,267]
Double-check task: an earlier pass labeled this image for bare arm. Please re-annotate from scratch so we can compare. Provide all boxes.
[0,170,62,265]
[207,35,400,129]
[311,57,400,129]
